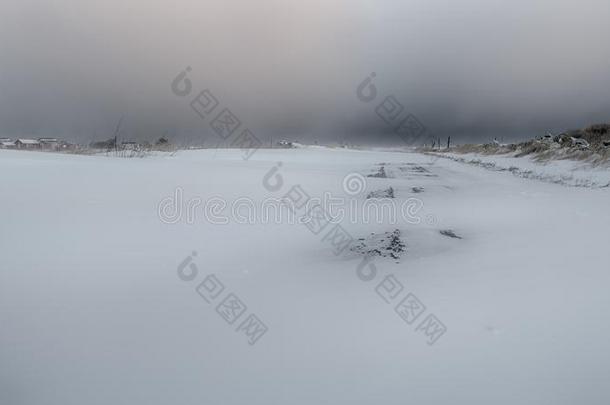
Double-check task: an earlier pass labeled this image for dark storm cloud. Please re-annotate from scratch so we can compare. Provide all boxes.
[1,0,609,145]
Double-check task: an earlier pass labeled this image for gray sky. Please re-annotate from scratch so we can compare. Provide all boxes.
[1,0,609,145]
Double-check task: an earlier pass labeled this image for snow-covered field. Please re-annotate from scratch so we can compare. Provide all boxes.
[2,147,610,404]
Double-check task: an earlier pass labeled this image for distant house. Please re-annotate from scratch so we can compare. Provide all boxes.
[15,139,41,149]
[60,141,78,151]
[121,141,139,151]
[276,140,294,148]
[38,138,59,150]
[0,139,16,149]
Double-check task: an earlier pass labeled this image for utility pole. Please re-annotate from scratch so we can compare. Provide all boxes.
[447,136,451,149]
[113,116,124,154]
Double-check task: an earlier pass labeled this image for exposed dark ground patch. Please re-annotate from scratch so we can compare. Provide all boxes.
[351,229,406,260]
[366,187,395,199]
[440,229,462,239]
[398,164,437,178]
[368,165,389,178]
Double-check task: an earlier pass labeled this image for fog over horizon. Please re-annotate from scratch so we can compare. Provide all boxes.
[1,0,609,146]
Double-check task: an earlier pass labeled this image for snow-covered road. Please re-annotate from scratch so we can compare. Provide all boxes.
[1,148,609,404]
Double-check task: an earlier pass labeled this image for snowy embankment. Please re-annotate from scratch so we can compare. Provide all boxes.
[1,148,610,405]
[433,151,610,188]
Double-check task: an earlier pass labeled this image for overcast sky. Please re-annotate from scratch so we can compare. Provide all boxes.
[1,0,609,145]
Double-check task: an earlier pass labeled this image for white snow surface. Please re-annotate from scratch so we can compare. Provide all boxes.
[1,148,610,404]
[438,151,610,188]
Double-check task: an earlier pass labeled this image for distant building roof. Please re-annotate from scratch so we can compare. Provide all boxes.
[38,138,59,142]
[1,141,15,146]
[16,139,40,144]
